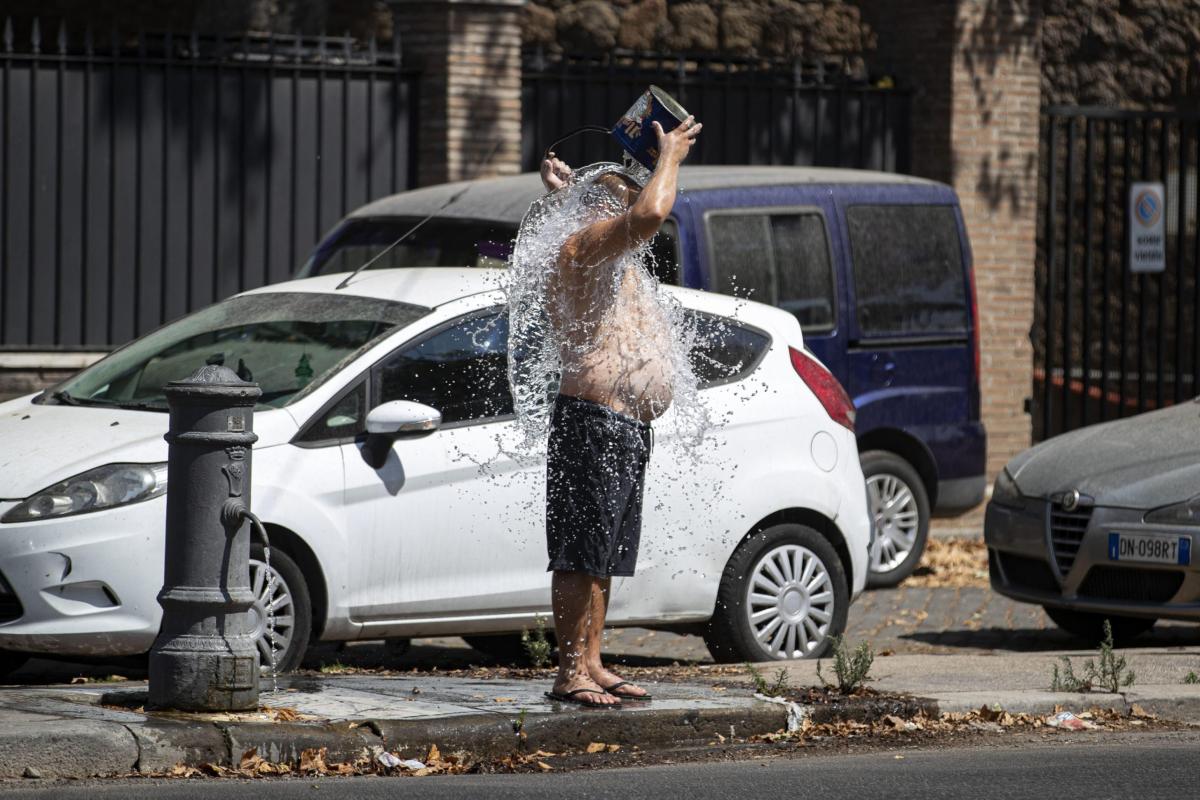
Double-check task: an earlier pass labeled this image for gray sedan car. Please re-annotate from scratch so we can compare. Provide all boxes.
[985,401,1198,643]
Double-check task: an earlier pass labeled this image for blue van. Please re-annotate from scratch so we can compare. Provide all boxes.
[300,166,986,586]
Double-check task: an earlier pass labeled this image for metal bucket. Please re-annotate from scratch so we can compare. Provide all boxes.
[611,85,690,170]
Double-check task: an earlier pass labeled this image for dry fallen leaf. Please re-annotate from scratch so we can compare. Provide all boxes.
[269,706,303,722]
[904,537,989,588]
[239,748,262,771]
[492,697,515,703]
[537,761,553,771]
[1129,704,1156,719]
[586,742,607,754]
[299,747,328,775]
[426,744,442,764]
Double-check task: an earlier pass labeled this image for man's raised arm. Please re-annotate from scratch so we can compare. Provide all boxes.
[557,116,702,272]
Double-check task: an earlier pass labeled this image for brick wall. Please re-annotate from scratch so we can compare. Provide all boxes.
[391,0,525,186]
[951,1,1041,482]
[855,0,1042,531]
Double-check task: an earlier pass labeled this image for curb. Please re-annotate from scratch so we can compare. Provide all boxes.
[933,687,1200,724]
[0,694,932,778]
[4,685,1196,779]
[374,704,791,760]
[0,718,140,779]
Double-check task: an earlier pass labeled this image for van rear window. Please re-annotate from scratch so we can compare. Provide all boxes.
[705,211,835,333]
[846,205,967,336]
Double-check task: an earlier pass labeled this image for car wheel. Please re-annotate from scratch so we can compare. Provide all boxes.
[704,523,849,663]
[862,450,930,589]
[463,632,557,664]
[249,545,312,675]
[0,650,29,679]
[1043,607,1157,645]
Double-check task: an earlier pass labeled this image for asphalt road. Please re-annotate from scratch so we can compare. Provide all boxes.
[0,731,1195,799]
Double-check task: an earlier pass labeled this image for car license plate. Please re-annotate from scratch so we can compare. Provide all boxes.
[1108,532,1192,565]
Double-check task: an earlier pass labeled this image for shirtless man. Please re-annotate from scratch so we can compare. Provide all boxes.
[539,115,701,708]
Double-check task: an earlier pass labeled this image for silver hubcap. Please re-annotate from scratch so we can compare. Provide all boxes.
[867,473,920,574]
[248,557,295,673]
[746,544,835,659]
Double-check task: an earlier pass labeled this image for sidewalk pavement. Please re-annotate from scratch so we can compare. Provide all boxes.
[1,649,1198,779]
[777,647,1200,719]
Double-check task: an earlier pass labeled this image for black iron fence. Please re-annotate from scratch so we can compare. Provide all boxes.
[522,49,910,174]
[1034,106,1200,440]
[0,20,418,349]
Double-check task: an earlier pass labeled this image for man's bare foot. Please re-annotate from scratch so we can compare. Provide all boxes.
[550,674,621,706]
[587,663,649,699]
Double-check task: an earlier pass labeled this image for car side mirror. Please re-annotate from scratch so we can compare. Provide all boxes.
[366,400,442,438]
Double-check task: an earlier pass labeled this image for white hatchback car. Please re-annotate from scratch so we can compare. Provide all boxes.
[0,268,870,675]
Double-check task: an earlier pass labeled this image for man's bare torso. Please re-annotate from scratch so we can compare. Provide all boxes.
[549,255,674,423]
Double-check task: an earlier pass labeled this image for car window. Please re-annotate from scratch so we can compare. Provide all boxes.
[846,204,967,336]
[706,211,836,333]
[374,311,513,426]
[772,215,835,331]
[301,217,518,277]
[49,293,426,411]
[295,380,368,444]
[687,312,771,388]
[647,218,681,285]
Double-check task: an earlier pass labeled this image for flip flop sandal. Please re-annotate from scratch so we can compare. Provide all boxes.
[544,688,623,709]
[602,681,652,701]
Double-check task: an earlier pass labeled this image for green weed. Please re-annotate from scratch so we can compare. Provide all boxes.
[1049,620,1135,693]
[521,615,552,668]
[816,635,874,694]
[744,662,791,697]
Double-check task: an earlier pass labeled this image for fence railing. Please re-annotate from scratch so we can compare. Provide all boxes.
[521,49,910,174]
[1034,105,1200,440]
[0,19,419,349]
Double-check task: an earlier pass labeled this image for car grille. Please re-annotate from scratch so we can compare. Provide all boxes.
[1078,566,1184,604]
[0,572,22,623]
[996,551,1060,593]
[1049,504,1092,575]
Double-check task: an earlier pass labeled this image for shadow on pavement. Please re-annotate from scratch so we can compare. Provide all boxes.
[902,621,1200,653]
[2,634,710,688]
[301,639,707,672]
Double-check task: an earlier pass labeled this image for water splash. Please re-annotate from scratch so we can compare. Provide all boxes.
[504,162,710,457]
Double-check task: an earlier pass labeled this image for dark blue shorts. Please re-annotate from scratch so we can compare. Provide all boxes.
[546,395,652,578]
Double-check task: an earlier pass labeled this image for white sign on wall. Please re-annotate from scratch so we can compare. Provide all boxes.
[1129,181,1166,273]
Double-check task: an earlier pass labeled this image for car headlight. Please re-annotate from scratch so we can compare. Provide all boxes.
[1,463,168,523]
[1144,495,1200,526]
[991,468,1022,505]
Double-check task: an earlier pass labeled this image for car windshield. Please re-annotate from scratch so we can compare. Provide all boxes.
[300,217,518,277]
[47,293,428,412]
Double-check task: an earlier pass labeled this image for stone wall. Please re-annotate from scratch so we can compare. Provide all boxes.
[1042,0,1200,108]
[521,0,876,59]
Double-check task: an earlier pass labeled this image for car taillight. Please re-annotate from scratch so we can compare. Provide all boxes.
[789,346,855,431]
